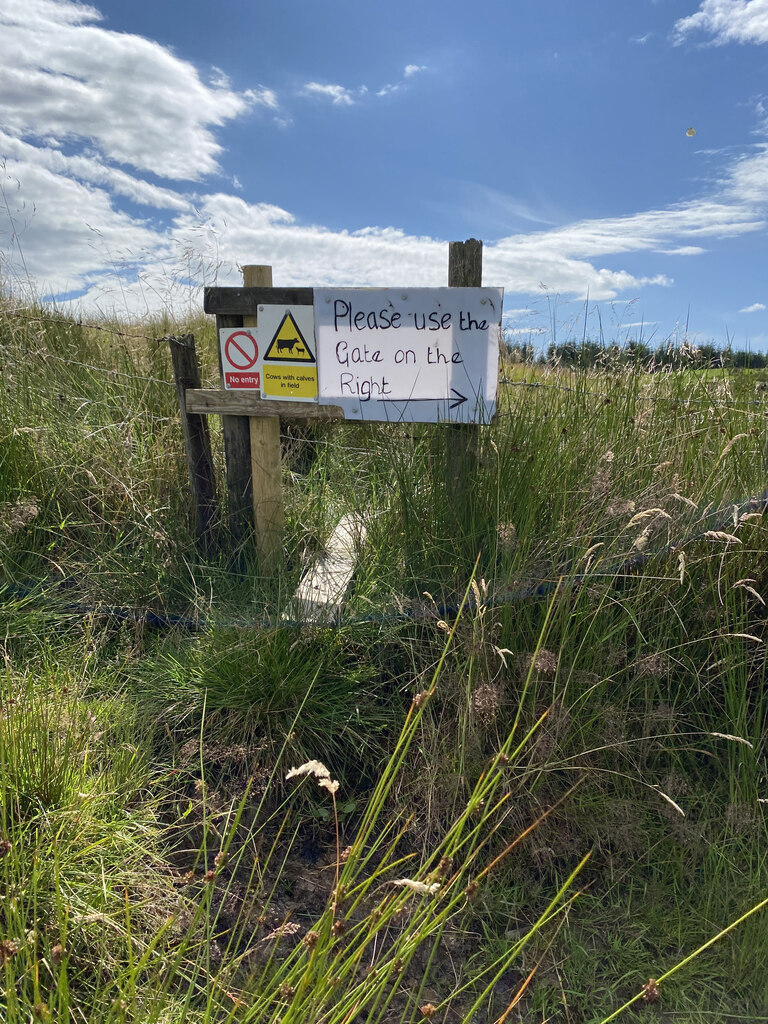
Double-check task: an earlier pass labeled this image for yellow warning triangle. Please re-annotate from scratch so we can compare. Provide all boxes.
[263,312,315,362]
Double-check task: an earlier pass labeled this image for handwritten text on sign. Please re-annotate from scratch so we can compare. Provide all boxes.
[313,288,503,423]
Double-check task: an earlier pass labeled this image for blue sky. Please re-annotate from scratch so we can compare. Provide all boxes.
[3,0,768,350]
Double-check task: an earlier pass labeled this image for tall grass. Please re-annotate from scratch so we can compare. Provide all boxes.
[1,296,767,1019]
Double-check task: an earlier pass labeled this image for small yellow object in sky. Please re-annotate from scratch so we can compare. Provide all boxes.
[686,127,697,137]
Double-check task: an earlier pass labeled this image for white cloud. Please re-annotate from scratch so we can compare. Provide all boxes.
[740,302,766,311]
[377,64,429,97]
[674,0,768,45]
[0,0,267,179]
[300,82,359,106]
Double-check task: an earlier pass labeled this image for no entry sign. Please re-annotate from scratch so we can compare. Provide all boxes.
[220,329,261,389]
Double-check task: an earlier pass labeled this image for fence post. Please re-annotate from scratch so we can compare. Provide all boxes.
[242,264,284,566]
[447,239,482,550]
[168,334,218,549]
[215,303,252,544]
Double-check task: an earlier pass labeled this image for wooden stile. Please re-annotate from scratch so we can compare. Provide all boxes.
[191,240,488,588]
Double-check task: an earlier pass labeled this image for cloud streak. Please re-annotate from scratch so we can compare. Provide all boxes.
[300,82,363,106]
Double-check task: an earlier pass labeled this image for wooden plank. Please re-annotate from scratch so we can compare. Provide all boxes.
[243,265,284,566]
[185,389,344,419]
[290,513,367,622]
[204,286,314,315]
[216,312,253,543]
[167,334,219,549]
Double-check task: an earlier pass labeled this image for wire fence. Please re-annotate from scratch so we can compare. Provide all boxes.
[3,306,767,407]
[2,484,765,633]
[2,306,767,631]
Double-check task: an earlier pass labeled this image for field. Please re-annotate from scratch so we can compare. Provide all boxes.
[1,299,767,1023]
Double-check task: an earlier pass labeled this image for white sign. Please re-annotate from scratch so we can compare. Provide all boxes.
[219,328,261,390]
[313,288,502,422]
[253,305,318,403]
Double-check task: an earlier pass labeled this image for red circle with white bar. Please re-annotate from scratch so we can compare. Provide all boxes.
[225,331,259,369]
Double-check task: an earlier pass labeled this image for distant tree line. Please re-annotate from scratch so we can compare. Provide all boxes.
[504,337,768,370]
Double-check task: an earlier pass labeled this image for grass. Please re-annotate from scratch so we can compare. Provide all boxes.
[1,295,768,1021]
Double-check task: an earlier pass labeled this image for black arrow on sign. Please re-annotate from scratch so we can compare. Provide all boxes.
[377,388,468,410]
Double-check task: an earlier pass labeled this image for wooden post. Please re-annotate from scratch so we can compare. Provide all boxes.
[242,264,284,565]
[216,308,252,544]
[447,238,482,504]
[168,334,218,549]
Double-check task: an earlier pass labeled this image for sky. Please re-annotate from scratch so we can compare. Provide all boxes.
[2,0,768,350]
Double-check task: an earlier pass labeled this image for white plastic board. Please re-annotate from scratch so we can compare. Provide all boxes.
[313,287,502,423]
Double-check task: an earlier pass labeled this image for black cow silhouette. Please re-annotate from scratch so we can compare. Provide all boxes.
[277,337,303,355]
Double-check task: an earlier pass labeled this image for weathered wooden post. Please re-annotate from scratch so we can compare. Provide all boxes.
[214,294,252,545]
[167,334,218,549]
[242,265,284,566]
[447,239,482,549]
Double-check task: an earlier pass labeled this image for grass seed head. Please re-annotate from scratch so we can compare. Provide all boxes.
[642,979,660,1003]
[0,939,19,964]
[497,521,517,554]
[392,878,441,895]
[261,922,302,942]
[436,855,453,877]
[286,759,341,796]
[523,648,558,677]
[633,653,670,679]
[470,682,502,726]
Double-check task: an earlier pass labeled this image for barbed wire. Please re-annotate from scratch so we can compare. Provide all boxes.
[1,308,163,344]
[2,308,766,410]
